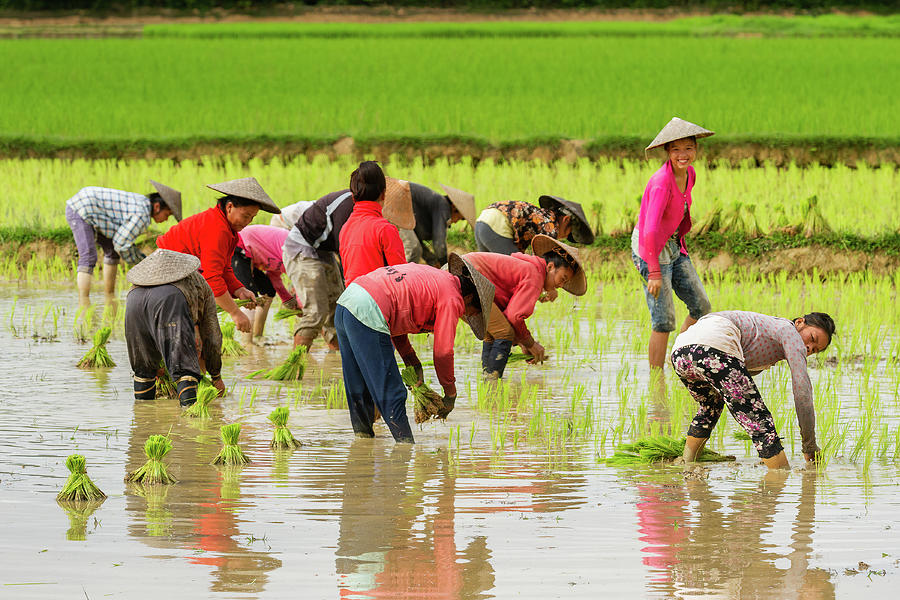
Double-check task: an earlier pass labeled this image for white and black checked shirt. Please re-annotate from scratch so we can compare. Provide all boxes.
[66,186,152,264]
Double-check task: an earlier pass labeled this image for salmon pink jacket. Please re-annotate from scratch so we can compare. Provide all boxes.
[339,201,407,286]
[355,263,465,397]
[636,161,696,280]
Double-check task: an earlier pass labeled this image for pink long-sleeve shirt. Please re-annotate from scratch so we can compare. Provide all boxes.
[236,225,292,301]
[462,251,545,348]
[636,161,696,280]
[354,263,465,397]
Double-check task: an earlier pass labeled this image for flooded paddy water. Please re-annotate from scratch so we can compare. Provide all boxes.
[2,272,900,599]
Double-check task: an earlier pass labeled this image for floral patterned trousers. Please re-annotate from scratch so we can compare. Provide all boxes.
[671,344,784,459]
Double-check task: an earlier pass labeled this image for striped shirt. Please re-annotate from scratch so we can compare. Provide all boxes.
[66,187,152,265]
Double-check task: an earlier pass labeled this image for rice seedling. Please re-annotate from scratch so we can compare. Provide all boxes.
[268,407,302,449]
[155,361,177,399]
[220,321,247,358]
[273,306,303,321]
[401,366,448,424]
[605,435,735,466]
[183,381,217,419]
[800,195,833,237]
[57,454,107,502]
[211,423,250,466]
[249,346,307,381]
[216,298,255,314]
[76,326,115,368]
[125,435,178,485]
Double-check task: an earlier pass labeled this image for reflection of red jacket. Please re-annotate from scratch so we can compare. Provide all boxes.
[157,206,243,296]
[339,201,406,286]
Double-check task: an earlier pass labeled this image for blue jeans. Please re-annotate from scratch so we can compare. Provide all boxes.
[632,250,711,333]
[334,305,414,443]
[474,221,518,255]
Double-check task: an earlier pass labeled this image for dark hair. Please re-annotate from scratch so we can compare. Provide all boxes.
[794,312,836,347]
[147,191,165,210]
[663,136,697,151]
[217,195,259,211]
[541,249,577,273]
[457,274,481,313]
[350,160,386,203]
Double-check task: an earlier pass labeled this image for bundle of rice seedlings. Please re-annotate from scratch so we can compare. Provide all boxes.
[76,327,115,368]
[249,346,307,381]
[156,360,177,399]
[401,366,447,424]
[184,381,217,418]
[744,203,765,238]
[125,435,178,485]
[772,205,798,235]
[733,430,752,441]
[220,321,247,357]
[268,407,302,449]
[273,306,303,321]
[801,194,832,238]
[216,298,255,314]
[717,202,747,235]
[694,207,722,236]
[57,454,107,502]
[212,423,250,465]
[605,435,735,466]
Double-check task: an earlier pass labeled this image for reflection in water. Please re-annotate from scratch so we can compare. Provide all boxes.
[58,499,104,541]
[124,400,281,596]
[336,441,495,599]
[638,470,835,599]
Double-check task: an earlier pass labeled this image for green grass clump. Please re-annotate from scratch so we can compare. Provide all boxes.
[125,435,178,485]
[76,327,115,368]
[57,454,106,502]
[212,423,250,465]
[605,435,735,466]
[401,366,448,424]
[183,382,217,419]
[268,407,302,450]
[249,346,306,381]
[273,307,303,321]
[221,321,247,358]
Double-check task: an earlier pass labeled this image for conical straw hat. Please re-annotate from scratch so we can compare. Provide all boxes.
[447,253,496,340]
[645,117,714,152]
[440,184,476,229]
[150,180,183,222]
[383,177,415,230]
[127,249,200,287]
[538,195,594,245]
[530,234,587,296]
[207,177,280,214]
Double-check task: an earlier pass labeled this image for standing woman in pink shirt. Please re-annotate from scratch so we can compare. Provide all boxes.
[632,118,714,376]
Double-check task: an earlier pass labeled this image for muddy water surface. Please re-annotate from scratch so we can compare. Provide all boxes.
[1,286,899,599]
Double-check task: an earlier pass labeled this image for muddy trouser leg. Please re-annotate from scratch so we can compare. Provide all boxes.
[322,258,344,345]
[335,305,414,443]
[481,341,493,372]
[125,288,163,400]
[398,228,423,263]
[671,345,726,438]
[474,221,518,255]
[335,305,376,437]
[286,252,340,342]
[484,303,516,377]
[66,205,99,274]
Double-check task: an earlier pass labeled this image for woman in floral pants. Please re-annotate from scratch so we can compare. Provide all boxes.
[670,310,835,470]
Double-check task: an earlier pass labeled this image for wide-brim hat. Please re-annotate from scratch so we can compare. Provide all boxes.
[439,184,476,229]
[531,234,587,296]
[447,252,495,341]
[383,177,415,230]
[127,249,200,287]
[207,177,280,214]
[645,117,714,152]
[150,180,183,222]
[538,195,594,245]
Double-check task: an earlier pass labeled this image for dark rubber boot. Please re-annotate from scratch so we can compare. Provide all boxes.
[487,340,514,378]
[134,375,156,400]
[481,341,493,372]
[176,375,199,407]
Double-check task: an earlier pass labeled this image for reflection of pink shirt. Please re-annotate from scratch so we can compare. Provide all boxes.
[236,225,292,301]
[636,161,695,280]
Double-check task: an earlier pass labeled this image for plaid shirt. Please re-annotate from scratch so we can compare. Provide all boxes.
[66,187,152,264]
[488,201,559,252]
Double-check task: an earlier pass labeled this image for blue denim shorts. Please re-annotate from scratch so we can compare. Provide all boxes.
[632,250,711,333]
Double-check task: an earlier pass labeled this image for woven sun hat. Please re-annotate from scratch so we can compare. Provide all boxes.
[383,177,415,230]
[531,234,587,297]
[150,180,183,222]
[645,117,714,153]
[439,184,477,229]
[207,177,281,214]
[127,249,200,287]
[537,195,595,245]
[447,252,496,341]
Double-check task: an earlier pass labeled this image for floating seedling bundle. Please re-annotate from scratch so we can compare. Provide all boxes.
[212,423,250,465]
[184,381,217,418]
[76,327,115,368]
[249,346,306,381]
[401,366,448,424]
[268,407,302,449]
[125,435,178,485]
[605,435,735,466]
[221,321,247,357]
[57,454,107,502]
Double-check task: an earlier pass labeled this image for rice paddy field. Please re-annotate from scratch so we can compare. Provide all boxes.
[2,10,900,599]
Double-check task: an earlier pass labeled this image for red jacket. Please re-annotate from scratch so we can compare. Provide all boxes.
[355,263,465,397]
[463,252,545,347]
[338,201,407,286]
[156,206,243,297]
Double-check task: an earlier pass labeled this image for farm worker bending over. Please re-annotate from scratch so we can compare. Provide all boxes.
[334,256,494,443]
[124,250,225,407]
[671,310,835,469]
[65,180,181,308]
[339,161,411,286]
[632,117,714,376]
[474,195,594,255]
[156,177,281,334]
[464,234,586,380]
[399,182,475,267]
[233,224,297,341]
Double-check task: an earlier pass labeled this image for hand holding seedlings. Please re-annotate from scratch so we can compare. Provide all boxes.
[212,376,226,396]
[527,342,547,364]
